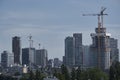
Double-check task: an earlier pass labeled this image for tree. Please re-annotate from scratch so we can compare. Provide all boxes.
[76,66,81,80]
[28,70,35,80]
[109,61,120,80]
[53,68,64,80]
[87,68,108,80]
[71,68,76,80]
[61,64,70,80]
[0,74,17,80]
[20,73,29,80]
[53,68,57,77]
[35,70,45,80]
[14,72,20,76]
[109,65,115,80]
[35,70,40,80]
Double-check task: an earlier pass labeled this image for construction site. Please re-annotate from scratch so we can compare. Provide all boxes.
[83,7,111,70]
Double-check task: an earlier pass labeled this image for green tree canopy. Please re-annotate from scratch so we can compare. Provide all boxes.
[110,61,120,80]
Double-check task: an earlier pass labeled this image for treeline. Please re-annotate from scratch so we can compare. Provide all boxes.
[0,61,120,80]
[109,61,120,80]
[20,70,45,80]
[0,74,17,80]
[54,65,108,80]
[54,61,120,80]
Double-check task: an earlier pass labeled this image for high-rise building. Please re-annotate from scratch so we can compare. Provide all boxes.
[22,48,36,66]
[73,33,83,67]
[1,51,14,68]
[35,49,48,68]
[22,48,29,66]
[64,34,83,68]
[83,45,90,67]
[47,59,53,68]
[12,36,21,64]
[29,48,36,65]
[8,53,14,66]
[110,38,119,65]
[63,56,66,65]
[1,51,8,68]
[64,37,75,67]
[54,58,62,68]
[90,27,111,70]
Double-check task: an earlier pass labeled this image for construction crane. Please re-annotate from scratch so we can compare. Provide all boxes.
[28,34,33,70]
[83,7,107,29]
[39,43,41,49]
[83,7,107,69]
[100,7,107,28]
[28,34,33,48]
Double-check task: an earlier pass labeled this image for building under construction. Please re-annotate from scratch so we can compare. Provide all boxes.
[87,8,111,70]
[90,27,111,70]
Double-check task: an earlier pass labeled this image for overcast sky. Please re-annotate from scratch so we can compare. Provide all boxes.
[0,0,120,60]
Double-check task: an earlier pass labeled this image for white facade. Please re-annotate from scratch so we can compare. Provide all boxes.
[1,51,14,67]
[29,48,36,64]
[23,65,28,73]
[8,53,14,67]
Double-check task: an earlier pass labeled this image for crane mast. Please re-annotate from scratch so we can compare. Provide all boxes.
[28,34,33,70]
[101,7,107,28]
[28,34,33,48]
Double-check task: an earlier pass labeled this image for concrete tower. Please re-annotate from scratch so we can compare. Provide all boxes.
[35,49,48,68]
[90,27,111,70]
[12,36,21,64]
[64,36,75,67]
[110,38,119,65]
[1,51,8,68]
[73,33,83,67]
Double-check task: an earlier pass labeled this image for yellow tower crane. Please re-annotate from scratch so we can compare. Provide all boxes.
[83,7,107,69]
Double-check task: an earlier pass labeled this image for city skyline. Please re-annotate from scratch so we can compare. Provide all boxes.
[0,0,120,60]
